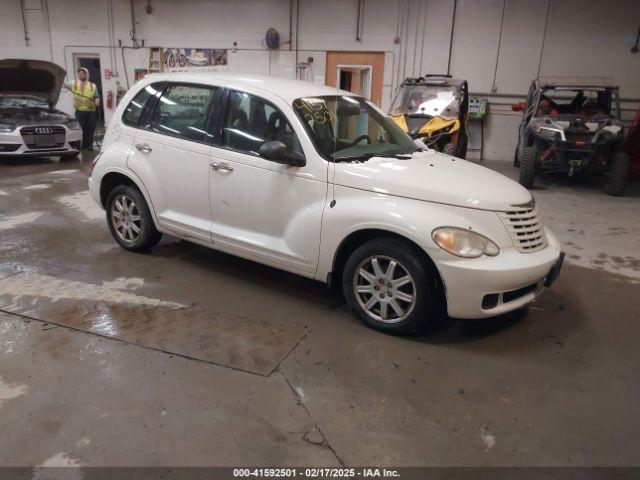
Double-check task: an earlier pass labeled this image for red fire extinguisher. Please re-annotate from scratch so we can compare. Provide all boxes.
[106,90,114,109]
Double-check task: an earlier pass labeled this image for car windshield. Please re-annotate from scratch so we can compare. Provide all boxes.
[0,95,48,109]
[537,88,614,117]
[293,95,418,162]
[390,85,460,119]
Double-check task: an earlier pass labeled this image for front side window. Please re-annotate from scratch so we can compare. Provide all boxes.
[150,84,218,142]
[222,90,302,157]
[122,83,161,127]
[293,96,417,162]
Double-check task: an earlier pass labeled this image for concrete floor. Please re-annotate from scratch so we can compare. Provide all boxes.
[0,154,639,468]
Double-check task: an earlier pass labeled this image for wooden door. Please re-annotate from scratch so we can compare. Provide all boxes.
[326,51,385,106]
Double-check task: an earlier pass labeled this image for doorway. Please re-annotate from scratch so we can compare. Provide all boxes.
[337,65,372,99]
[325,51,384,106]
[73,54,105,127]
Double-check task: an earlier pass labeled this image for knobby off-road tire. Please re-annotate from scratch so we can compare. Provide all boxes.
[519,145,538,189]
[604,152,630,196]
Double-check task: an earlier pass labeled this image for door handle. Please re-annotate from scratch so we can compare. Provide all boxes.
[210,162,233,172]
[135,143,152,153]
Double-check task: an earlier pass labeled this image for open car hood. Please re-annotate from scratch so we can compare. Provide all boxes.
[0,59,66,108]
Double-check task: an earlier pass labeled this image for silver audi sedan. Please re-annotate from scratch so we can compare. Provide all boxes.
[0,59,82,159]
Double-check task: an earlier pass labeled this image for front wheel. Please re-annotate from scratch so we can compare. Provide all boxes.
[603,152,629,196]
[342,238,440,334]
[106,185,162,252]
[519,145,538,189]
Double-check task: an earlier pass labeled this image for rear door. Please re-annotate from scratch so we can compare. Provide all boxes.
[127,83,221,242]
[111,82,163,156]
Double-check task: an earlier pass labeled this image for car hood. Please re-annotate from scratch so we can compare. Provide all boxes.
[334,149,532,212]
[0,59,66,108]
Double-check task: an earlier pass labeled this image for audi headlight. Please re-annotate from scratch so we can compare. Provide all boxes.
[432,227,500,258]
[0,123,16,133]
[66,120,80,130]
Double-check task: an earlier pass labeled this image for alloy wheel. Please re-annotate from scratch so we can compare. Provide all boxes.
[353,255,417,323]
[110,194,142,243]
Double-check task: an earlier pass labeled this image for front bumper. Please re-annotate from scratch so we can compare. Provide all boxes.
[437,229,563,319]
[0,126,82,157]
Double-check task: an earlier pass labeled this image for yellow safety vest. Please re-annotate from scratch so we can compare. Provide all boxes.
[72,80,97,112]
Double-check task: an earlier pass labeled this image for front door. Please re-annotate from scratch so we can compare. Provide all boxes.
[127,83,220,242]
[208,89,327,276]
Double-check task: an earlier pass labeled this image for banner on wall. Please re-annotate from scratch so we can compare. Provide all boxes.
[162,48,228,72]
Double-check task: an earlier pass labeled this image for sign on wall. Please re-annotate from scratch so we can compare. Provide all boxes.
[162,48,228,72]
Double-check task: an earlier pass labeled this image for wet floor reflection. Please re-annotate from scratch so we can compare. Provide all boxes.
[0,291,306,376]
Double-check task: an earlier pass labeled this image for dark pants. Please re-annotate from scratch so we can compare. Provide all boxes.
[75,110,97,149]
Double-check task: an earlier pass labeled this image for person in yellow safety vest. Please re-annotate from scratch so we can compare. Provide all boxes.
[66,67,100,151]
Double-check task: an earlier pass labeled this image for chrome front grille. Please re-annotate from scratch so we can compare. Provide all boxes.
[20,126,66,149]
[499,206,547,253]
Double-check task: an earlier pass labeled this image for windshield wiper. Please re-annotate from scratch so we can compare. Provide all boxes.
[336,152,414,163]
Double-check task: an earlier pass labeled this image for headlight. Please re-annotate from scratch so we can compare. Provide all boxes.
[0,123,16,133]
[67,120,80,130]
[432,227,500,258]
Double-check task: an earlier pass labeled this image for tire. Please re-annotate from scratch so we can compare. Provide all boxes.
[603,152,629,196]
[458,136,468,159]
[342,237,440,334]
[106,185,162,252]
[443,143,456,156]
[519,145,538,189]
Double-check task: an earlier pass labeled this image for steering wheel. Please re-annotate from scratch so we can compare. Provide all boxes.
[352,134,372,145]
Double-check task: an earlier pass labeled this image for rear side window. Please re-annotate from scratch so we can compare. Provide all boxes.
[122,84,160,127]
[222,90,302,156]
[150,84,218,143]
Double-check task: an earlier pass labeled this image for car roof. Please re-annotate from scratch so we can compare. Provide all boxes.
[140,71,352,102]
[537,76,618,88]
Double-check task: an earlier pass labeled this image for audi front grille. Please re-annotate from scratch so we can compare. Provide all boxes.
[20,126,66,149]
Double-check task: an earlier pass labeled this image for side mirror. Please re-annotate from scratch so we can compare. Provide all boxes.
[258,140,306,167]
[512,102,526,112]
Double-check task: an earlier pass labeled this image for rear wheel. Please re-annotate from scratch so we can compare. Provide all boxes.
[519,145,538,189]
[342,238,440,334]
[603,152,629,196]
[106,185,162,252]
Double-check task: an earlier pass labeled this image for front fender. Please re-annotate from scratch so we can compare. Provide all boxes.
[315,185,512,282]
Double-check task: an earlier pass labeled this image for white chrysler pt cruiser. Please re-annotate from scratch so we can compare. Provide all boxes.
[89,72,563,334]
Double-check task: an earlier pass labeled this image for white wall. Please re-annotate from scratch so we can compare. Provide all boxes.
[1,0,638,160]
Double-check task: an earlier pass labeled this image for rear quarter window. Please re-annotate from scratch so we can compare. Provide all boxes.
[122,84,161,127]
